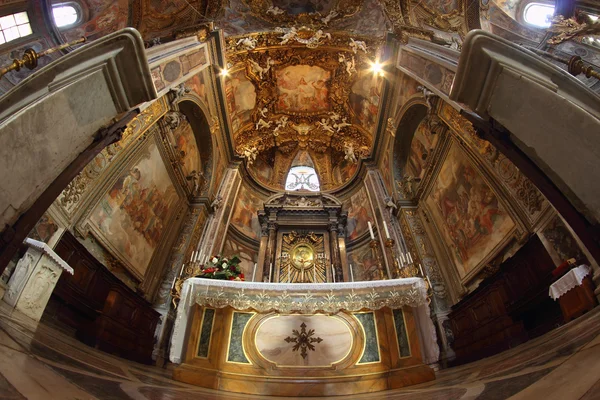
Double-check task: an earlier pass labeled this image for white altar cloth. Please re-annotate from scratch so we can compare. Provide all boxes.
[169,278,440,364]
[549,265,592,300]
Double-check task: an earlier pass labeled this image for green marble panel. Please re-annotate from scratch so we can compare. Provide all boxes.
[354,312,380,364]
[197,308,215,358]
[227,312,253,363]
[393,309,411,358]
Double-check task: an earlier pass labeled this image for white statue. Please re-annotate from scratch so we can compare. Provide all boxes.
[273,115,289,136]
[317,118,335,134]
[266,6,285,15]
[349,38,368,54]
[170,83,190,107]
[334,117,352,132]
[243,146,259,165]
[249,57,273,80]
[417,85,435,110]
[384,196,398,214]
[211,195,223,210]
[338,53,356,76]
[277,27,298,45]
[329,112,341,121]
[164,111,185,130]
[344,142,358,163]
[259,107,268,118]
[186,170,203,196]
[255,118,272,130]
[321,10,339,25]
[236,36,258,51]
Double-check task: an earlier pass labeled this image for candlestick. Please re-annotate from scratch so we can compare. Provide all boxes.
[350,263,354,282]
[331,264,336,283]
[252,263,257,282]
[269,263,272,282]
[368,221,375,240]
[383,221,390,239]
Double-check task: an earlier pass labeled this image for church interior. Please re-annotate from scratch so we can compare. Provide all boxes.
[0,0,600,398]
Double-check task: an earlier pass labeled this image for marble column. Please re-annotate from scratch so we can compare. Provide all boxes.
[329,222,342,282]
[4,238,73,321]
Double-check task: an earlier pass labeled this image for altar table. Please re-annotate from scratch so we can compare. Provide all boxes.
[170,278,438,396]
[550,265,597,321]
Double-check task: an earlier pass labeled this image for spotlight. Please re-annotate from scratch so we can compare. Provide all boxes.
[220,68,229,77]
[370,61,384,76]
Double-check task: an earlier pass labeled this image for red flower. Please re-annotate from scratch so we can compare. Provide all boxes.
[240,273,245,278]
[228,276,235,280]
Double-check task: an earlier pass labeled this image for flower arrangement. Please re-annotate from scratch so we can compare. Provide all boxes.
[195,255,245,281]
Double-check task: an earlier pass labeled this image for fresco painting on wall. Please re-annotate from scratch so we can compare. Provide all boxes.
[251,157,274,186]
[407,121,437,179]
[423,0,459,14]
[395,73,420,110]
[349,72,382,133]
[88,141,179,278]
[231,186,263,240]
[226,70,256,132]
[172,121,199,180]
[348,243,380,281]
[426,142,515,280]
[333,158,358,185]
[379,147,393,196]
[187,71,208,104]
[276,65,330,113]
[345,187,374,241]
[222,236,259,278]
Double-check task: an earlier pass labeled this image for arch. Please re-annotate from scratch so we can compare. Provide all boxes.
[392,103,429,187]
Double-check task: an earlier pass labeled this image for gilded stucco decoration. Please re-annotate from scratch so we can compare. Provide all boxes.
[225,31,383,189]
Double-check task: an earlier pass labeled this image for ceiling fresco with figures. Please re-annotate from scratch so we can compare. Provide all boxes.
[224,30,385,190]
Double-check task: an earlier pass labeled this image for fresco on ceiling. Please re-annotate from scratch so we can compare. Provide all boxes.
[333,157,358,186]
[292,150,315,167]
[88,141,179,278]
[231,185,263,240]
[62,2,127,42]
[493,0,519,19]
[333,0,388,36]
[222,235,259,279]
[398,52,454,97]
[422,0,459,15]
[276,65,331,113]
[251,157,274,186]
[271,0,334,15]
[426,142,515,280]
[348,241,380,281]
[345,187,374,241]
[171,120,199,182]
[226,70,256,132]
[349,72,382,134]
[487,4,545,43]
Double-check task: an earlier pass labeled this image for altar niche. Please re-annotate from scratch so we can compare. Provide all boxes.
[257,192,348,283]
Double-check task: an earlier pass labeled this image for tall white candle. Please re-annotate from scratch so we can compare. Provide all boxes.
[252,263,257,282]
[426,274,432,288]
[419,263,425,277]
[350,264,354,282]
[331,264,336,283]
[408,252,414,263]
[191,251,195,262]
[268,263,273,282]
[383,221,390,239]
[400,252,406,264]
[368,221,375,240]
[396,258,402,269]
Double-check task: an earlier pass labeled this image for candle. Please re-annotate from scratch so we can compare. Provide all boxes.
[252,263,257,282]
[368,221,375,240]
[419,263,425,277]
[400,252,406,264]
[331,264,336,283]
[408,252,414,263]
[383,221,390,239]
[350,264,354,282]
[268,263,272,282]
[396,258,402,269]
[426,274,432,288]
[191,251,195,262]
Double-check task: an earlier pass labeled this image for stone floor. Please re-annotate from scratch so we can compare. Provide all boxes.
[0,302,599,400]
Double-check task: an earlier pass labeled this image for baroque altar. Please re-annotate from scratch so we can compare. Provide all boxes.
[170,278,438,396]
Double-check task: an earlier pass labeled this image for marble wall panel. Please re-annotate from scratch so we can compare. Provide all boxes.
[354,312,380,364]
[393,309,411,358]
[197,308,215,358]
[227,312,253,364]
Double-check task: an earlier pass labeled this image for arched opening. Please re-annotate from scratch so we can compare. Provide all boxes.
[285,165,320,191]
[392,104,429,185]
[523,2,554,28]
[51,2,83,29]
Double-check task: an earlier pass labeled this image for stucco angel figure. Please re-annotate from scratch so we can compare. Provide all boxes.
[334,117,351,132]
[186,170,204,196]
[259,107,268,118]
[384,196,398,215]
[349,38,368,54]
[255,118,272,130]
[317,118,335,134]
[344,142,358,163]
[170,83,190,107]
[249,57,274,80]
[164,111,185,130]
[242,146,259,165]
[329,112,341,121]
[321,10,339,26]
[277,27,298,45]
[273,115,289,136]
[338,53,356,76]
[266,6,285,15]
[417,85,436,110]
[211,195,223,210]
[236,36,258,51]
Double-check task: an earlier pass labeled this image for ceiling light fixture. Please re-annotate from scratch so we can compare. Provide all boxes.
[370,60,384,76]
[220,68,229,77]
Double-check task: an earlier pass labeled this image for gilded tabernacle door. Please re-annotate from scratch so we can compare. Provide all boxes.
[276,231,331,283]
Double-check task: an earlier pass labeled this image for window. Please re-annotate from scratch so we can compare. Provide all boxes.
[52,3,81,29]
[0,12,32,45]
[523,3,555,28]
[285,166,320,192]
